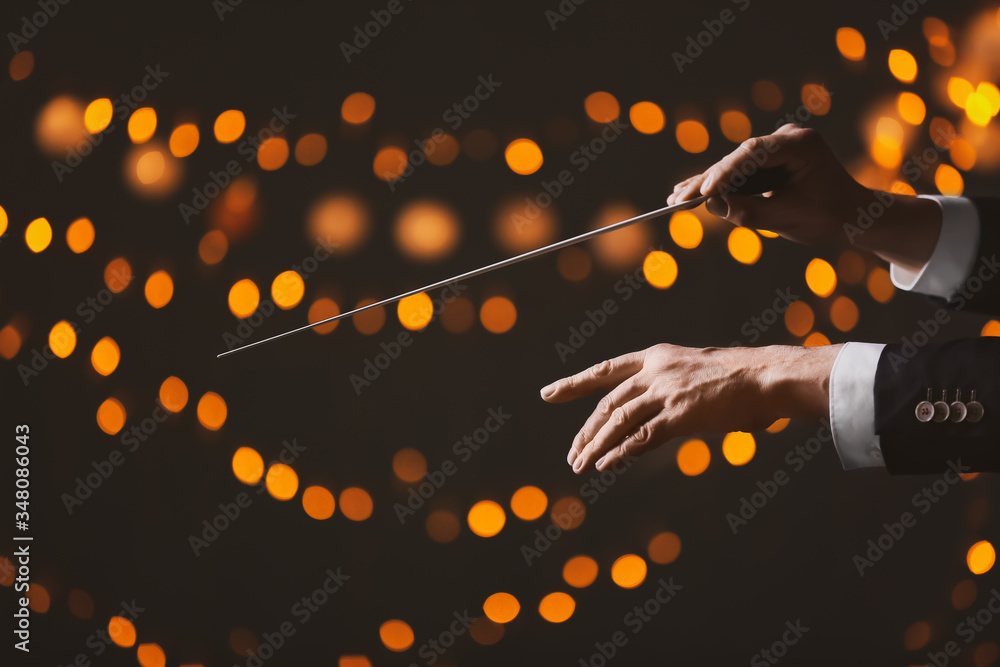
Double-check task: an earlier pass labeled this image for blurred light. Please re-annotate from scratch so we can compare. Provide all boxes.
[803,332,831,347]
[983,320,1000,337]
[198,230,228,265]
[25,217,52,253]
[493,196,557,253]
[977,83,1000,115]
[426,510,460,543]
[504,138,544,175]
[105,258,132,293]
[35,95,86,156]
[0,324,22,360]
[897,92,926,125]
[9,50,33,81]
[339,487,373,521]
[339,657,371,667]
[424,132,460,166]
[66,217,95,253]
[49,320,76,358]
[903,622,931,650]
[398,292,433,331]
[837,250,866,284]
[136,643,166,667]
[784,301,814,337]
[562,555,598,588]
[108,616,136,647]
[727,227,762,264]
[951,579,977,609]
[629,101,665,134]
[342,92,376,124]
[483,593,521,624]
[751,80,783,111]
[144,270,174,309]
[212,176,259,240]
[867,267,895,303]
[676,120,709,153]
[510,485,548,520]
[441,296,476,333]
[930,117,956,149]
[470,618,505,646]
[271,271,304,310]
[0,205,6,236]
[302,486,335,519]
[128,107,157,143]
[722,431,755,466]
[968,540,995,574]
[923,17,950,45]
[27,583,50,612]
[228,279,260,318]
[871,137,902,169]
[669,211,703,249]
[642,250,677,288]
[373,146,407,181]
[214,110,245,143]
[966,92,992,127]
[551,496,585,529]
[352,299,386,335]
[801,84,831,115]
[836,27,866,60]
[169,123,200,157]
[91,337,120,376]
[584,91,620,123]
[257,137,289,170]
[888,49,917,82]
[538,592,575,623]
[232,447,264,485]
[950,138,977,171]
[648,532,681,564]
[611,554,647,588]
[379,620,413,652]
[590,203,650,271]
[935,164,963,196]
[719,110,751,143]
[84,98,113,133]
[159,376,188,412]
[677,439,710,476]
[948,77,974,108]
[830,296,859,331]
[196,391,227,430]
[891,180,917,196]
[468,500,506,537]
[97,398,126,435]
[480,296,517,333]
[308,297,340,334]
[929,40,956,67]
[557,247,592,281]
[68,590,94,619]
[393,448,427,483]
[265,463,299,500]
[394,200,460,261]
[757,228,780,238]
[308,194,370,256]
[805,258,837,297]
[136,150,165,184]
[295,133,328,166]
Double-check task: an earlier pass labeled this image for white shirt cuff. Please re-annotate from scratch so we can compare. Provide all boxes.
[889,195,980,299]
[829,342,886,470]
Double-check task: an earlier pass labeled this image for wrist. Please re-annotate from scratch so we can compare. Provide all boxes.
[754,344,842,420]
[851,190,941,273]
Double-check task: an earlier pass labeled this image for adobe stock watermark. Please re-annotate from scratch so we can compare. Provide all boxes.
[52,64,170,182]
[53,599,146,665]
[544,0,587,31]
[339,0,414,63]
[387,74,502,190]
[554,244,671,363]
[187,438,307,557]
[576,577,683,666]
[852,459,970,576]
[925,588,1000,667]
[348,282,467,395]
[234,566,349,667]
[393,406,511,523]
[877,0,929,40]
[750,620,810,666]
[408,610,478,667]
[521,454,636,566]
[728,288,799,346]
[672,0,751,73]
[7,0,71,53]
[178,105,297,224]
[222,234,342,351]
[725,420,832,535]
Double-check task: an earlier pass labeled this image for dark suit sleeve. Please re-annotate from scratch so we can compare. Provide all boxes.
[935,196,1000,315]
[874,338,1000,473]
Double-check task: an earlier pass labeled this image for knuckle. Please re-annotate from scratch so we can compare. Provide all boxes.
[612,406,628,427]
[590,360,611,378]
[597,395,614,416]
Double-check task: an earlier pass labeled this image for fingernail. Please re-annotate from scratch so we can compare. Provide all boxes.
[572,457,584,473]
[595,455,608,470]
[540,383,555,398]
[705,196,729,218]
[567,449,577,465]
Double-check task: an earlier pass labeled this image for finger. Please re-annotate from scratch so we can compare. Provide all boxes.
[673,173,709,204]
[698,131,812,197]
[541,350,645,403]
[594,416,669,471]
[567,377,646,466]
[706,192,796,230]
[667,176,697,204]
[572,394,662,473]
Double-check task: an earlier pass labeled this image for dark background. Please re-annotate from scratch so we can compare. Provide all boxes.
[2,0,999,665]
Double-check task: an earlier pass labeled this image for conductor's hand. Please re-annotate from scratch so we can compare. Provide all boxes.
[540,343,840,474]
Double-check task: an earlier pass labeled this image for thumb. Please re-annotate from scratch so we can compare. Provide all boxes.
[705,193,771,228]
